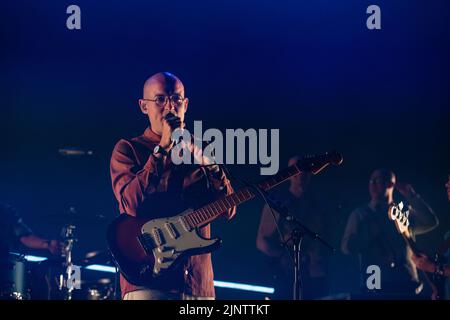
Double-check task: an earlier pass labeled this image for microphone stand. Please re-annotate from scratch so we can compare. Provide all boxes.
[291,228,304,300]
[59,223,77,300]
[219,150,342,299]
[262,192,335,300]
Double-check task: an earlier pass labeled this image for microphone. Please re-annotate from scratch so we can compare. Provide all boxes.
[59,148,94,157]
[296,150,343,175]
[164,112,185,145]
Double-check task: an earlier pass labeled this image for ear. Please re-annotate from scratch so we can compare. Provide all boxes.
[183,98,189,113]
[138,99,148,114]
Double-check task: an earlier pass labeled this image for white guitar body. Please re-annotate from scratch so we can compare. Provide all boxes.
[139,208,221,276]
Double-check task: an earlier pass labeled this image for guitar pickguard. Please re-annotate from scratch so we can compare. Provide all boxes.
[140,208,220,276]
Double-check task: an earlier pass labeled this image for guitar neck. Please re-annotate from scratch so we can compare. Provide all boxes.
[390,203,441,297]
[401,232,440,296]
[184,165,301,228]
[402,233,421,256]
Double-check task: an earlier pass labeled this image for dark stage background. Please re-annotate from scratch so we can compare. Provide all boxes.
[1,0,449,298]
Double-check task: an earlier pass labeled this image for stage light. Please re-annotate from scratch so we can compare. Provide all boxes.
[84,264,117,273]
[10,252,48,262]
[24,255,48,262]
[213,280,274,294]
[11,255,276,295]
[84,264,275,294]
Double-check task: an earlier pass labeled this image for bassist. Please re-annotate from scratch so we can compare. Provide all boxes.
[341,169,439,299]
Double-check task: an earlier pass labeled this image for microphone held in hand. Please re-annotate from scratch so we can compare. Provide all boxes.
[164,111,185,145]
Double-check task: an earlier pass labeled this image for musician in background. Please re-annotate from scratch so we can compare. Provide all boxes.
[0,203,63,261]
[411,174,450,298]
[412,253,450,278]
[341,169,439,298]
[110,72,236,300]
[256,156,330,300]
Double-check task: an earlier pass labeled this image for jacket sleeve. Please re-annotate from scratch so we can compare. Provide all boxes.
[110,139,167,217]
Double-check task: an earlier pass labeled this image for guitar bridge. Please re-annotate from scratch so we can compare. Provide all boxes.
[137,233,155,254]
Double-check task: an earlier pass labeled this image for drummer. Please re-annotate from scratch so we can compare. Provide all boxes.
[0,203,63,262]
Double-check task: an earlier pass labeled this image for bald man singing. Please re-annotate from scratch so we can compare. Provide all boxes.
[110,72,236,300]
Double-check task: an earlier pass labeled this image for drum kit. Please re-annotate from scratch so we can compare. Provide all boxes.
[0,216,117,301]
[0,148,119,300]
[0,253,32,300]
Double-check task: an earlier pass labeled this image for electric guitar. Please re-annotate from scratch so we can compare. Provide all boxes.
[388,202,445,300]
[107,151,342,286]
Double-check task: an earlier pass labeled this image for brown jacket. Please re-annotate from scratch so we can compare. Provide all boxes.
[110,127,235,298]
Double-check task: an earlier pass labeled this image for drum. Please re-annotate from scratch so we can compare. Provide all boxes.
[0,253,32,300]
[84,285,112,300]
[73,278,114,300]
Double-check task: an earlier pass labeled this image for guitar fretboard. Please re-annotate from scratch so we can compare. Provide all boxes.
[184,165,301,228]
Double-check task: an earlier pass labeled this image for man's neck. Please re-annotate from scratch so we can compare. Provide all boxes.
[149,126,162,137]
[143,126,162,143]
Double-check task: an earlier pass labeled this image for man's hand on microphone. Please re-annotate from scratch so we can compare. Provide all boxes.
[160,112,183,152]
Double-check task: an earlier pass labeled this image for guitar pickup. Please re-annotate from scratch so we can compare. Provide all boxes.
[157,256,175,264]
[152,228,165,246]
[179,217,191,231]
[156,246,175,254]
[164,223,179,239]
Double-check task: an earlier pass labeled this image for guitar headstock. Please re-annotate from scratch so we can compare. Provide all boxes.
[388,202,411,238]
[295,151,343,175]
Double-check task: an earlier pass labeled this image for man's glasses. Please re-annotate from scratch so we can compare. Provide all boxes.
[142,94,185,108]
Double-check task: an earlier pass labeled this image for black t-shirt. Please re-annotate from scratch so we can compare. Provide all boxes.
[347,204,420,295]
[0,203,33,260]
